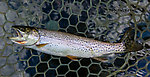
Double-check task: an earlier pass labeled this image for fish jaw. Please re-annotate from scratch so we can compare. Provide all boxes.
[9,36,27,44]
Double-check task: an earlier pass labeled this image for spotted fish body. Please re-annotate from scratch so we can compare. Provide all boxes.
[10,26,127,58]
[26,29,126,58]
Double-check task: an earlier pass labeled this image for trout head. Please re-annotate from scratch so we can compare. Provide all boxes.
[9,26,40,46]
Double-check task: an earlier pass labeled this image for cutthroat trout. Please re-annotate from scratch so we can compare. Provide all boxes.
[9,26,143,61]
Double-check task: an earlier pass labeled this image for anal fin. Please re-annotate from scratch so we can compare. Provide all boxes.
[93,54,116,62]
[93,57,108,62]
[36,43,48,48]
[66,55,78,61]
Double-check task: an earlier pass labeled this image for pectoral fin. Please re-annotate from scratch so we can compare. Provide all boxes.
[36,43,48,48]
[66,55,78,61]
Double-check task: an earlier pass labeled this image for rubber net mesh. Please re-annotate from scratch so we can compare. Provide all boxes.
[0,0,149,77]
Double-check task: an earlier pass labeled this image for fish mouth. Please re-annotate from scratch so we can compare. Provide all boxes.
[9,27,27,44]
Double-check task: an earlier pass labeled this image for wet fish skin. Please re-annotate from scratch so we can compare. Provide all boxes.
[10,26,126,58]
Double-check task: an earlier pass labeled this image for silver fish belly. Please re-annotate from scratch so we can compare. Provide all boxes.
[26,29,126,58]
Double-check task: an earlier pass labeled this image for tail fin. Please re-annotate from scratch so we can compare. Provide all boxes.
[121,27,143,52]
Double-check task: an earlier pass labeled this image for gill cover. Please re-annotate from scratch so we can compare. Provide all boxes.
[10,26,40,46]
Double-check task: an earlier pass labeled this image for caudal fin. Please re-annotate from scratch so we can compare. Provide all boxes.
[121,27,143,52]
